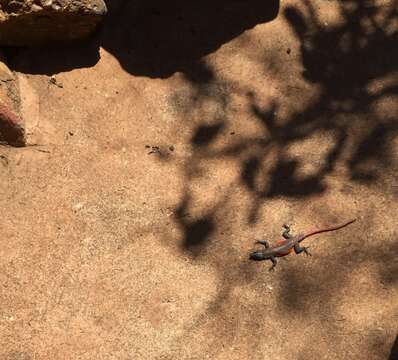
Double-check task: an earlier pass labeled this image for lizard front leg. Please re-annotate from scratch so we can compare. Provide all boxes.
[294,243,311,256]
[282,224,293,239]
[269,256,278,271]
[255,240,270,248]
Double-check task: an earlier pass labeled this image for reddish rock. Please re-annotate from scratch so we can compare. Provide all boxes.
[0,101,25,146]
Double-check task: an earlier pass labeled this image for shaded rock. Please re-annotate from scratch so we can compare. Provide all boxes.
[0,51,25,146]
[0,0,107,45]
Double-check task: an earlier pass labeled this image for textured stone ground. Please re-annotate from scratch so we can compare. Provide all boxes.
[1,1,397,359]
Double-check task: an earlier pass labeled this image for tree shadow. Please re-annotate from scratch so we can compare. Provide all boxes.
[161,1,398,355]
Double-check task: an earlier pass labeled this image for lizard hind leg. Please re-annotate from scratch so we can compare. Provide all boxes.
[294,243,312,256]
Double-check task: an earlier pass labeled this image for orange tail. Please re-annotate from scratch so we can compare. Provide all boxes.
[303,219,356,240]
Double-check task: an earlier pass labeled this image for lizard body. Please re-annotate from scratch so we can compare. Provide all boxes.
[250,219,356,271]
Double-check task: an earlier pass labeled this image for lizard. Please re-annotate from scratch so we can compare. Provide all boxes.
[249,219,356,271]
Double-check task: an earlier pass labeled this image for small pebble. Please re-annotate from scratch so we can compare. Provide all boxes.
[73,203,84,211]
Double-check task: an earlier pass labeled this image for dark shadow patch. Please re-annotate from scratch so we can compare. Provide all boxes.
[181,216,215,255]
[376,240,398,287]
[241,156,261,191]
[6,36,101,75]
[191,122,224,147]
[101,0,280,79]
[284,6,308,37]
[184,59,215,85]
[348,121,398,183]
[266,157,326,198]
[174,195,216,256]
[389,334,398,360]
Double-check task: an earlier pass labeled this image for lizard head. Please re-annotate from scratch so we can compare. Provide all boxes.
[249,250,267,261]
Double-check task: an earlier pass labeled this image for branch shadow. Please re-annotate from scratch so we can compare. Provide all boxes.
[174,194,216,257]
[238,0,398,221]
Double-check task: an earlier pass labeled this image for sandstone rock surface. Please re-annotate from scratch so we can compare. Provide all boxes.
[0,0,107,45]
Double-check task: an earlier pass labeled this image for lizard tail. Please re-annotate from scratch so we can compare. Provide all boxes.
[303,219,357,240]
